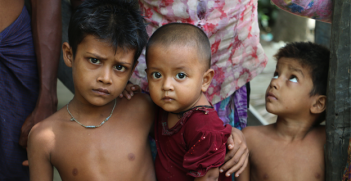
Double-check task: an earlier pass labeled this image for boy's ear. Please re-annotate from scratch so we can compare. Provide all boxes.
[311,95,327,114]
[62,42,73,67]
[201,69,214,92]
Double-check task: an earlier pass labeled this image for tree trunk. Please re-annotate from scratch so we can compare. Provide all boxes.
[325,0,351,179]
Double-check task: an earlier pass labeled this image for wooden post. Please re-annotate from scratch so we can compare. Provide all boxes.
[325,0,351,179]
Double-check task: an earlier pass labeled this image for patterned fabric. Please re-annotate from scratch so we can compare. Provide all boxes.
[0,7,39,181]
[214,85,247,130]
[271,0,332,23]
[131,0,267,105]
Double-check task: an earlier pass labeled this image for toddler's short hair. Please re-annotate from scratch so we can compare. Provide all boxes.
[146,23,211,69]
[275,42,330,96]
[68,0,148,63]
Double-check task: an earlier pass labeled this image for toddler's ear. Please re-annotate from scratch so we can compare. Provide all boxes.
[62,42,73,67]
[201,69,214,92]
[311,95,326,114]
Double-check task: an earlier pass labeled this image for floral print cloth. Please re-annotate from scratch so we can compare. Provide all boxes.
[271,0,332,23]
[131,0,268,105]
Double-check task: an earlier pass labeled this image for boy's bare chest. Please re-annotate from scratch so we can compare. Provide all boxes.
[249,140,325,181]
[49,122,154,181]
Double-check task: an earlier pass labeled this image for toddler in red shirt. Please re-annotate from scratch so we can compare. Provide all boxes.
[145,23,232,181]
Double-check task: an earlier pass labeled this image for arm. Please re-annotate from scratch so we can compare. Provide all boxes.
[220,127,249,177]
[27,124,54,181]
[194,168,219,181]
[19,0,61,148]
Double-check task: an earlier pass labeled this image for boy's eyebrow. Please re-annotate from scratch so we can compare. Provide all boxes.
[86,52,132,65]
[86,52,108,60]
[289,66,304,77]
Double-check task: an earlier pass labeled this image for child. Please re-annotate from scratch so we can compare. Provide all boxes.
[27,0,157,180]
[237,42,330,181]
[27,1,247,180]
[145,23,232,181]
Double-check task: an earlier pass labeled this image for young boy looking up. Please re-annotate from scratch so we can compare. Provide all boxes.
[237,42,330,181]
[27,0,156,180]
[145,23,232,181]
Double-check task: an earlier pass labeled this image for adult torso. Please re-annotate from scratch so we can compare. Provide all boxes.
[0,0,24,33]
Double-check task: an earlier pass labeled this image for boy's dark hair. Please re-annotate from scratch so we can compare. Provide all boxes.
[275,42,330,124]
[275,42,330,96]
[68,0,148,63]
[145,23,211,69]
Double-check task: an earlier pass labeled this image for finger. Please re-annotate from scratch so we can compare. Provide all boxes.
[122,90,131,100]
[235,154,249,177]
[226,134,234,150]
[119,94,123,98]
[22,160,29,167]
[129,90,134,97]
[224,149,248,177]
[221,144,246,173]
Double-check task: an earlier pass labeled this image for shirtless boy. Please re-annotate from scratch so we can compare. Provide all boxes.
[237,42,330,181]
[27,0,156,180]
[27,0,248,180]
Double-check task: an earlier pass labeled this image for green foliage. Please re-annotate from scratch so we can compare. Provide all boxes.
[258,0,278,32]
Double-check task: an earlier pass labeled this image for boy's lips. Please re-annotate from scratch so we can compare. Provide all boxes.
[162,96,174,102]
[92,88,110,95]
[266,92,277,100]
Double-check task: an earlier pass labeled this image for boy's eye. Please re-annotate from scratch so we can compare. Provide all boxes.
[115,65,126,72]
[272,72,278,79]
[289,76,298,83]
[176,73,186,80]
[89,58,100,64]
[152,72,162,79]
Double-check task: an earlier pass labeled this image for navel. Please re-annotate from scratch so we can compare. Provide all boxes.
[315,173,321,179]
[72,168,78,176]
[263,173,269,180]
[128,153,135,161]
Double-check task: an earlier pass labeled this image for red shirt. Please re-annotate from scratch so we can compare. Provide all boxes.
[154,106,232,181]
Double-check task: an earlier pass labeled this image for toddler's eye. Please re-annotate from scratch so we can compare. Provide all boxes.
[89,58,100,64]
[289,76,298,83]
[152,72,162,79]
[272,72,278,79]
[176,73,186,80]
[115,65,126,72]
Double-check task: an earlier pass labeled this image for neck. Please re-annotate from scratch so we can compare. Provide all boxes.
[273,114,317,141]
[67,96,117,125]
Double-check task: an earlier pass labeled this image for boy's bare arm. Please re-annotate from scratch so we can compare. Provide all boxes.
[194,168,219,181]
[28,123,54,181]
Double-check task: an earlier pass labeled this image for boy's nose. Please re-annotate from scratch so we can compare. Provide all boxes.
[270,78,280,90]
[97,68,112,84]
[162,77,174,91]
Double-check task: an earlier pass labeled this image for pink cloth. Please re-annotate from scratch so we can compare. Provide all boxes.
[271,0,332,23]
[131,0,268,104]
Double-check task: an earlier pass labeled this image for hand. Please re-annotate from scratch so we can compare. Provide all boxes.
[119,82,141,100]
[23,160,29,167]
[19,96,57,148]
[219,127,249,177]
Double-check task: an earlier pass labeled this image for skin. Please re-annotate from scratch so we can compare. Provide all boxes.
[237,58,327,181]
[0,0,61,150]
[145,43,224,181]
[28,35,156,181]
[68,0,249,176]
